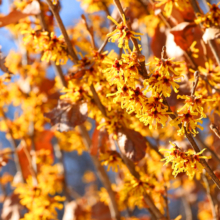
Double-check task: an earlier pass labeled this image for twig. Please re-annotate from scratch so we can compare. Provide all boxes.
[22,141,38,185]
[113,0,148,79]
[78,125,121,220]
[191,71,200,97]
[160,47,220,189]
[115,140,166,219]
[210,124,220,139]
[0,110,25,183]
[189,0,220,66]
[54,65,67,87]
[199,75,220,93]
[45,0,78,63]
[81,15,96,49]
[182,195,193,220]
[195,135,220,165]
[90,84,107,117]
[202,171,218,220]
[164,186,170,220]
[102,1,111,17]
[43,3,121,219]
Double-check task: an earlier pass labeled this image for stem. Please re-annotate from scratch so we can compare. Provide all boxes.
[189,0,220,66]
[203,171,218,220]
[102,1,111,17]
[78,125,121,220]
[115,140,166,219]
[22,140,38,184]
[113,0,148,78]
[81,15,96,49]
[42,3,120,218]
[164,186,170,220]
[191,71,199,97]
[0,110,25,183]
[185,131,220,189]
[90,84,107,117]
[195,135,220,164]
[45,0,78,63]
[182,195,193,220]
[210,124,220,139]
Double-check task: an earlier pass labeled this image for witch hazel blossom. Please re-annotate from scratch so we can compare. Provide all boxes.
[160,142,211,179]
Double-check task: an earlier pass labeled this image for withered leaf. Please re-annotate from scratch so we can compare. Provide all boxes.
[151,25,166,58]
[91,201,111,220]
[203,27,220,43]
[170,22,196,51]
[44,100,87,132]
[90,128,111,156]
[1,193,22,220]
[118,128,147,162]
[62,200,111,220]
[0,0,40,28]
[0,55,10,73]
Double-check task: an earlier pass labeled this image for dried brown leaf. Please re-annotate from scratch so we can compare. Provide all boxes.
[0,0,40,28]
[1,193,22,220]
[44,100,87,131]
[203,27,220,43]
[170,22,196,51]
[90,128,111,156]
[118,128,147,162]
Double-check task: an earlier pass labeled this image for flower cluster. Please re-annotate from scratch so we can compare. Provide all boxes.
[144,57,183,97]
[22,30,69,65]
[14,152,65,220]
[160,143,211,179]
[155,0,191,17]
[107,15,143,50]
[195,2,220,28]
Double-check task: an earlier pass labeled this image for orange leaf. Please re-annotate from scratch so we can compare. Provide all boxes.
[0,1,40,28]
[170,22,196,51]
[118,128,147,162]
[90,128,111,156]
[203,27,220,43]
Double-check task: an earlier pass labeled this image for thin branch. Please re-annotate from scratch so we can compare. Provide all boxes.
[202,171,218,220]
[191,71,199,97]
[22,141,38,184]
[45,0,79,63]
[90,84,107,117]
[182,195,193,220]
[54,64,67,87]
[195,135,220,165]
[160,46,220,189]
[164,186,170,220]
[102,1,111,17]
[210,124,220,139]
[0,110,24,183]
[115,140,166,219]
[113,0,148,79]
[81,15,96,49]
[189,0,220,66]
[42,3,121,219]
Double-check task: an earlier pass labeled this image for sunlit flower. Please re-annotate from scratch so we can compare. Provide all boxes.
[160,143,211,179]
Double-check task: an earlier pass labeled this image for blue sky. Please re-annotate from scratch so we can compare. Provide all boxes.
[0,0,83,54]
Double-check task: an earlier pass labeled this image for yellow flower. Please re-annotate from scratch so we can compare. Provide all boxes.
[195,2,220,28]
[107,15,143,50]
[170,109,204,136]
[198,59,220,87]
[189,41,199,58]
[177,95,206,117]
[79,0,112,13]
[100,151,123,172]
[160,143,211,179]
[156,0,190,17]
